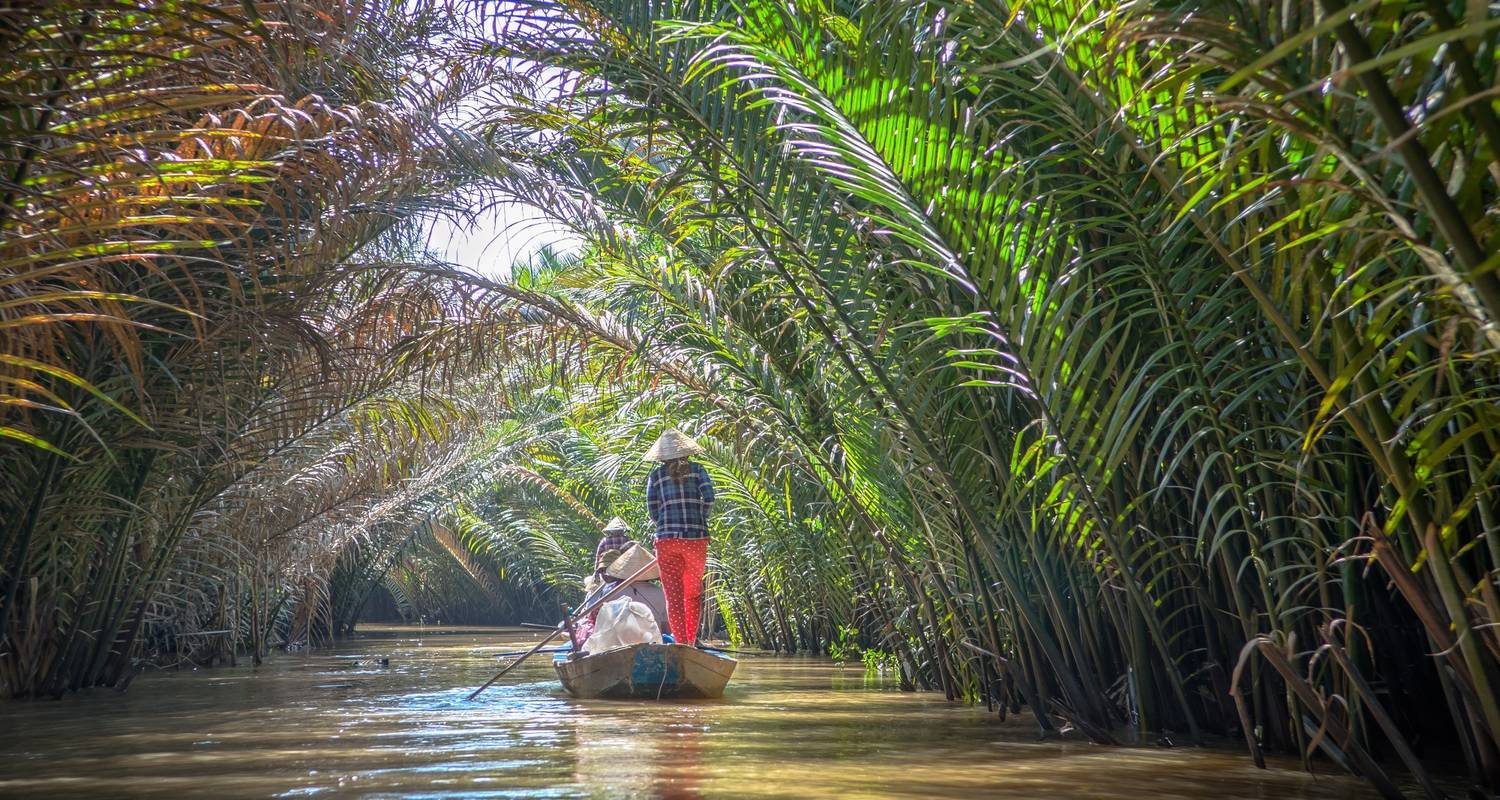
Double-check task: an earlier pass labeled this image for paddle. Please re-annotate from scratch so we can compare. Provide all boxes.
[695,643,763,657]
[492,646,570,658]
[467,557,659,701]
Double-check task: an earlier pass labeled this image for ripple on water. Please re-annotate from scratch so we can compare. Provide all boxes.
[0,627,1392,800]
[375,683,561,710]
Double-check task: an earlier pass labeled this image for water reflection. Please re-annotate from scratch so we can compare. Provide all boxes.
[0,626,1381,799]
[570,708,707,800]
[654,722,705,800]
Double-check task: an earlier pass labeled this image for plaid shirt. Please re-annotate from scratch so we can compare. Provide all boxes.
[594,531,633,563]
[646,462,715,540]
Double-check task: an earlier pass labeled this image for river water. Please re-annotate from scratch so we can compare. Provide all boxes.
[0,625,1379,798]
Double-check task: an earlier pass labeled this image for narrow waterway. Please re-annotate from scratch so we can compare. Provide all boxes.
[0,626,1378,798]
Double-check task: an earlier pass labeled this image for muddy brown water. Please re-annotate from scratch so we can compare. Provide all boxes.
[0,625,1383,798]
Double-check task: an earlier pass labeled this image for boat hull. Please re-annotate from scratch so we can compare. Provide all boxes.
[554,643,736,699]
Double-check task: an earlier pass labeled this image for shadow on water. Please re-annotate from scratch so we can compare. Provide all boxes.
[0,626,1381,799]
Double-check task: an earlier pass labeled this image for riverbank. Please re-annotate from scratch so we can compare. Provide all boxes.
[0,626,1388,799]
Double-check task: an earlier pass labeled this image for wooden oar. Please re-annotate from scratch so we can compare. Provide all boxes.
[467,558,658,701]
[695,643,763,657]
[492,646,570,658]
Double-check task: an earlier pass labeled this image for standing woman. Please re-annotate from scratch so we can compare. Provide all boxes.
[643,427,715,645]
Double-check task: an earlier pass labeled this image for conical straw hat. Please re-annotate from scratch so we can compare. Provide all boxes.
[605,542,660,582]
[601,516,630,534]
[643,427,704,461]
[594,547,623,572]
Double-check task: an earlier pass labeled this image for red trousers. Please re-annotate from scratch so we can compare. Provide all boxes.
[656,538,708,643]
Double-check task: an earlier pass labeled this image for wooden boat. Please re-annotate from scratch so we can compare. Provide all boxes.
[553,642,736,699]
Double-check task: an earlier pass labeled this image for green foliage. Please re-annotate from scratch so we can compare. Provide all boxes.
[6,1,1500,794]
[829,624,860,663]
[0,0,548,693]
[453,0,1500,791]
[861,648,898,677]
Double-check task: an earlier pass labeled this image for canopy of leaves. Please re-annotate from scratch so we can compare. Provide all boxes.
[3,1,1498,795]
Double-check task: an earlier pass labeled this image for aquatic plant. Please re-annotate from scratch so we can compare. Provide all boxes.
[3,0,1498,795]
[447,0,1500,792]
[0,0,547,690]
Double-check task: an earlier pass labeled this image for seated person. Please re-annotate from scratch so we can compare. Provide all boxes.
[574,547,623,646]
[597,543,669,634]
[594,517,632,566]
[576,544,670,646]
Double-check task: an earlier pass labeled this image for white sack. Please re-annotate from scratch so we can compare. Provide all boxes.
[585,597,662,652]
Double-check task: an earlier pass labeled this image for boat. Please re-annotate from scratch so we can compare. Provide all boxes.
[553,642,737,699]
